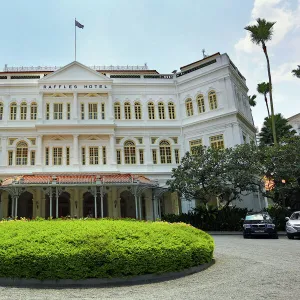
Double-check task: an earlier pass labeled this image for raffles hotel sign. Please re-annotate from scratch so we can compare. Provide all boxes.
[40,84,110,90]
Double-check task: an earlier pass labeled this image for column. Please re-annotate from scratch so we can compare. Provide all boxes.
[1,137,7,167]
[138,196,142,220]
[15,195,18,218]
[37,92,43,122]
[36,135,42,166]
[111,187,118,218]
[73,134,79,166]
[3,94,9,125]
[108,93,113,120]
[94,187,98,218]
[55,187,59,218]
[134,194,139,219]
[49,147,53,166]
[36,189,42,217]
[49,188,53,218]
[73,92,78,120]
[109,134,116,165]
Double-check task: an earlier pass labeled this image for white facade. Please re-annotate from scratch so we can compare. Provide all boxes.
[0,53,264,215]
[287,113,300,135]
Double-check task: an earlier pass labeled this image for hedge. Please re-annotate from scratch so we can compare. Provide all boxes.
[0,219,214,280]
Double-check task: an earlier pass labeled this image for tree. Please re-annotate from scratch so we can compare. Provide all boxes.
[248,95,257,107]
[292,65,300,78]
[259,114,296,146]
[245,18,277,145]
[257,82,270,117]
[167,146,260,208]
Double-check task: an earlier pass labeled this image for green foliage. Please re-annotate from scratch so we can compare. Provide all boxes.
[167,144,261,207]
[248,94,257,107]
[163,206,291,231]
[292,65,300,78]
[259,114,296,145]
[0,219,214,280]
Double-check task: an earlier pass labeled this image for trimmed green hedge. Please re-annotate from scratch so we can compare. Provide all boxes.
[0,219,214,280]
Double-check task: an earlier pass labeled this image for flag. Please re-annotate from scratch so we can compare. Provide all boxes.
[75,20,84,29]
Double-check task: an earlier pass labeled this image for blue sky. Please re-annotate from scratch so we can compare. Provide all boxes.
[0,0,299,129]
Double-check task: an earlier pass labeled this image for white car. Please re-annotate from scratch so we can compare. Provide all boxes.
[285,211,300,239]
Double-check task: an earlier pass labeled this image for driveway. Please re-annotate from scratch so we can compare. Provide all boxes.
[1,236,299,300]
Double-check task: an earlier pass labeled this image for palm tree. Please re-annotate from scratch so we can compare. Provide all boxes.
[257,82,270,117]
[248,95,257,107]
[245,18,277,145]
[292,65,300,78]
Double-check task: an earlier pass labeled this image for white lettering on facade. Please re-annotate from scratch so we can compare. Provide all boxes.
[42,84,108,90]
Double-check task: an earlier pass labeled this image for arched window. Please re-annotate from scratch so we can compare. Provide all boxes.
[16,141,28,165]
[185,98,193,116]
[124,102,131,120]
[159,140,172,164]
[30,102,37,120]
[10,102,17,120]
[20,102,27,120]
[148,102,155,119]
[168,102,175,120]
[197,95,205,113]
[134,102,142,120]
[158,102,165,120]
[124,140,136,164]
[114,102,121,119]
[0,103,3,120]
[209,91,218,110]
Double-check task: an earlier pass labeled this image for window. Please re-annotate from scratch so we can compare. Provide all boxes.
[168,102,175,119]
[66,147,70,165]
[16,141,28,165]
[81,103,85,120]
[53,103,63,120]
[175,149,180,164]
[30,102,37,120]
[148,102,155,119]
[134,102,142,120]
[102,146,107,164]
[89,147,99,165]
[124,102,131,119]
[209,91,218,110]
[67,103,71,120]
[101,103,105,119]
[114,102,121,119]
[30,151,35,165]
[152,149,157,164]
[20,102,27,120]
[88,103,97,119]
[0,103,3,120]
[190,139,202,154]
[8,151,13,166]
[124,140,136,164]
[185,98,193,116]
[158,102,165,119]
[116,149,121,164]
[197,95,205,113]
[45,147,49,165]
[53,147,63,165]
[210,134,224,149]
[159,140,172,164]
[82,147,86,165]
[46,103,50,120]
[10,102,17,120]
[139,149,144,164]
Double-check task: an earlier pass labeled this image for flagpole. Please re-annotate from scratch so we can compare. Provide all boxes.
[75,18,77,61]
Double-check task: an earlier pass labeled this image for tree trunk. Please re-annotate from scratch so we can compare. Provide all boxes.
[264,94,270,118]
[262,42,277,146]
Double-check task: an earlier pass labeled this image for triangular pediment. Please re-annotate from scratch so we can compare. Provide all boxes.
[39,61,112,82]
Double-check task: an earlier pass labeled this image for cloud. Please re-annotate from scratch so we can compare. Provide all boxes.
[272,62,300,83]
[235,0,300,53]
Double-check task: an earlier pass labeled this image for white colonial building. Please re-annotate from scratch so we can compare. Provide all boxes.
[287,113,300,135]
[0,52,264,220]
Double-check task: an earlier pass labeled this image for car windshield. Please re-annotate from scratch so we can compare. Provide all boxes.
[245,214,270,221]
[290,212,300,220]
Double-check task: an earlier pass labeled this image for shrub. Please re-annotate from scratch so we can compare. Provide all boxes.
[0,219,214,280]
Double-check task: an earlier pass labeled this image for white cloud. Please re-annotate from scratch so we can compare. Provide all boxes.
[235,0,300,53]
[272,62,300,83]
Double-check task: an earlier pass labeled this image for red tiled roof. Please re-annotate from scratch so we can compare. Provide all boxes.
[0,174,156,186]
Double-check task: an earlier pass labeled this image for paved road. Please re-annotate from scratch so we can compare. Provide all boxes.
[1,236,299,300]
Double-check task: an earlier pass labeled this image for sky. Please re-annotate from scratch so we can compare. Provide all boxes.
[0,0,299,129]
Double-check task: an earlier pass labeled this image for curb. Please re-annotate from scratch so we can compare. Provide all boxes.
[0,259,215,288]
[207,231,286,236]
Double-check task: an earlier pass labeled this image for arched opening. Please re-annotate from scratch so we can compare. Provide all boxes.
[83,191,108,218]
[124,140,136,164]
[120,190,136,218]
[16,141,28,165]
[45,191,71,218]
[8,191,33,219]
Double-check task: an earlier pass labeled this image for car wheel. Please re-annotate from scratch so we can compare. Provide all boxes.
[287,234,294,240]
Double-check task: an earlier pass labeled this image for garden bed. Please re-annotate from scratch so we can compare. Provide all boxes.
[0,219,214,280]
